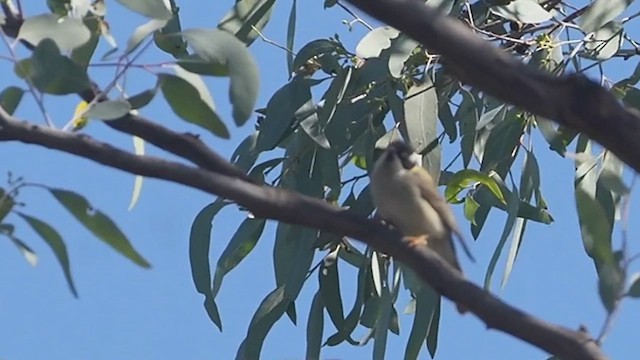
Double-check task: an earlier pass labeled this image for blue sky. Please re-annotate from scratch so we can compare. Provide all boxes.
[1,1,640,359]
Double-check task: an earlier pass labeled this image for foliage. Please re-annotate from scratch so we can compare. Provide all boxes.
[1,0,640,359]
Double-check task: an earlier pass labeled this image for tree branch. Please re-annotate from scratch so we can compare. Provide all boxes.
[346,0,640,174]
[79,83,259,185]
[0,110,607,360]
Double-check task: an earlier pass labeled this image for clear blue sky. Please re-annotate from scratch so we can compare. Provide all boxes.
[1,1,640,359]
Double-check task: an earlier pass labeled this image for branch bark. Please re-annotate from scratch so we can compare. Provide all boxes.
[0,2,616,359]
[0,109,606,360]
[346,0,640,174]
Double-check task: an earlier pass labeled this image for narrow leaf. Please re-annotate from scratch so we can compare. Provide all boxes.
[189,199,227,330]
[18,213,78,297]
[159,72,230,138]
[402,79,438,154]
[236,286,289,360]
[212,218,266,298]
[50,188,150,268]
[116,0,172,20]
[306,290,324,360]
[484,186,520,289]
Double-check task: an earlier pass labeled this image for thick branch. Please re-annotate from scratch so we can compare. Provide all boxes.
[346,0,640,174]
[0,112,606,360]
[79,85,258,184]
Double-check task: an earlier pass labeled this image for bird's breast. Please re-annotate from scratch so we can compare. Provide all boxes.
[371,170,447,238]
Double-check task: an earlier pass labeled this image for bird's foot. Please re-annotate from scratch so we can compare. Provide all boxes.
[403,234,429,248]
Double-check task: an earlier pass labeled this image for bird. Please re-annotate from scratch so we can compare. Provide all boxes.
[369,140,473,311]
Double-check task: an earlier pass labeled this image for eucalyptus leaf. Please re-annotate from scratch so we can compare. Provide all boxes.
[179,29,259,125]
[402,79,438,154]
[116,0,172,20]
[19,39,91,95]
[491,0,552,24]
[236,286,289,360]
[49,188,150,268]
[84,100,132,120]
[189,199,228,330]
[0,86,24,115]
[18,14,91,51]
[212,218,266,298]
[580,0,634,34]
[306,291,324,360]
[18,213,78,297]
[159,71,230,138]
[218,0,275,46]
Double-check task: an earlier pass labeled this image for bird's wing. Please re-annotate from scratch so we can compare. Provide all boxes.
[409,167,476,262]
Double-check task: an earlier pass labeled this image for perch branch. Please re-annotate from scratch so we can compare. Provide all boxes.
[0,110,606,360]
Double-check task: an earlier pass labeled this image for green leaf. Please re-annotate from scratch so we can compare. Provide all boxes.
[273,223,316,301]
[319,250,345,331]
[126,85,160,110]
[49,188,150,268]
[292,39,344,73]
[425,297,441,358]
[218,0,275,46]
[0,188,15,222]
[84,100,132,120]
[536,116,567,155]
[445,169,506,204]
[434,71,459,142]
[484,186,520,289]
[153,7,188,58]
[579,0,634,34]
[402,79,438,154]
[18,14,91,51]
[212,217,266,298]
[0,86,24,115]
[189,199,228,330]
[230,132,260,172]
[627,273,640,297]
[574,138,615,267]
[463,192,481,225]
[361,295,383,329]
[584,21,623,60]
[501,217,526,288]
[124,19,169,56]
[306,290,324,360]
[71,17,101,69]
[373,288,393,360]
[18,39,91,95]
[18,213,78,297]
[325,260,368,346]
[10,237,39,266]
[256,78,312,151]
[355,26,399,59]
[236,286,289,360]
[480,113,525,173]
[457,89,478,167]
[286,0,297,74]
[598,262,624,312]
[491,0,552,24]
[116,0,173,20]
[385,34,420,78]
[300,112,330,149]
[599,152,629,196]
[313,66,352,145]
[127,136,145,211]
[159,69,230,138]
[179,28,259,126]
[404,286,439,360]
[286,302,297,325]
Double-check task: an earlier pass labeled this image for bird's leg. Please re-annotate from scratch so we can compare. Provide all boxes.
[404,234,430,248]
